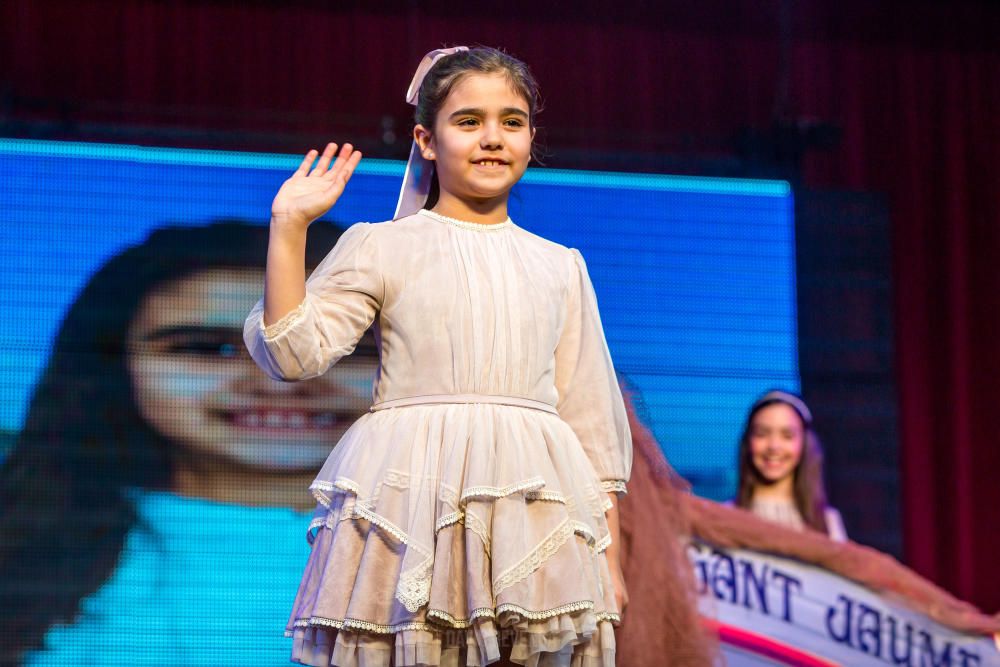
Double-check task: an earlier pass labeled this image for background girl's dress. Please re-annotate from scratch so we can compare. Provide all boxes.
[747,497,848,542]
[245,209,632,667]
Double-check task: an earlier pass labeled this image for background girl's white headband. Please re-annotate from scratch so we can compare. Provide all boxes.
[753,390,814,425]
[393,46,470,220]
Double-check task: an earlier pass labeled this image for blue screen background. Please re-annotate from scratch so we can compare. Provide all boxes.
[0,139,796,664]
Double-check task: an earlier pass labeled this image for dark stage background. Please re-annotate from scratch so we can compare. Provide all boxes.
[2,0,998,616]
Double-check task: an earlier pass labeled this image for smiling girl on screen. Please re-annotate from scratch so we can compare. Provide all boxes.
[733,390,847,542]
[0,222,377,666]
[244,47,632,666]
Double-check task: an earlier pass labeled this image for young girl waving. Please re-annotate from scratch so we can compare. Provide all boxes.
[245,46,632,667]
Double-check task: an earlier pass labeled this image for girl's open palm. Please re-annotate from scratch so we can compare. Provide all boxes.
[272,143,363,227]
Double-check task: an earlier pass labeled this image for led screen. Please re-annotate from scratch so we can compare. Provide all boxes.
[0,139,796,664]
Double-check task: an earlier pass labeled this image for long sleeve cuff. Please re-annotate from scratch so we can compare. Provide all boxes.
[600,480,628,495]
[261,300,307,341]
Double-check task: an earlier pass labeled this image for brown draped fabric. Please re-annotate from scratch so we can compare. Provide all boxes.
[616,389,719,666]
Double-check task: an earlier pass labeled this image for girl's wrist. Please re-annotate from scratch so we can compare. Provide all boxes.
[604,543,621,564]
[270,211,309,231]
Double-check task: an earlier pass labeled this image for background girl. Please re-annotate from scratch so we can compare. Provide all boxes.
[733,389,847,541]
[245,46,631,666]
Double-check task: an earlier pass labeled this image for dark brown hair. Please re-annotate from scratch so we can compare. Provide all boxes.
[735,393,831,535]
[414,46,543,207]
[414,46,541,131]
[0,221,347,663]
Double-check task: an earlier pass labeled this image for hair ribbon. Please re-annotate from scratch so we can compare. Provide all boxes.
[393,46,470,220]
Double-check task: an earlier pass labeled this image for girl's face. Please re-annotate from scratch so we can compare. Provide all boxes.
[748,403,805,485]
[126,268,378,471]
[417,72,534,206]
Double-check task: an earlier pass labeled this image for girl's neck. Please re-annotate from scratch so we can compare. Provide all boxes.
[431,191,509,225]
[751,476,796,504]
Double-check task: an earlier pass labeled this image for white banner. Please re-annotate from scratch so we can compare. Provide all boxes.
[690,543,1000,666]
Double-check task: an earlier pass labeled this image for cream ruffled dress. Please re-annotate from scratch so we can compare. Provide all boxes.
[244,209,632,667]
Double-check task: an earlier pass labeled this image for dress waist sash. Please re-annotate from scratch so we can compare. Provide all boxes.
[370,393,558,415]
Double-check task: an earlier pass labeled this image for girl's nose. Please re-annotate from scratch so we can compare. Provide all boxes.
[480,123,504,150]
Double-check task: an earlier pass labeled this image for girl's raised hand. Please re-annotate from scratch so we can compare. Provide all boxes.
[271,143,363,228]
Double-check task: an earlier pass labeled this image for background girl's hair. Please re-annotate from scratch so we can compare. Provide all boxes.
[0,220,345,663]
[414,46,544,208]
[735,393,831,534]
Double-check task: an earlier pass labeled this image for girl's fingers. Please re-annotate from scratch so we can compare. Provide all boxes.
[339,149,362,183]
[310,143,338,177]
[325,150,362,197]
[295,149,318,176]
[326,143,355,179]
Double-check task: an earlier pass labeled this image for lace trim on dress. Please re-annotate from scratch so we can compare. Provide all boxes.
[599,480,627,495]
[383,469,411,490]
[352,503,413,545]
[396,558,434,612]
[434,511,464,533]
[310,478,362,508]
[289,601,620,636]
[493,519,574,595]
[524,490,567,503]
[426,607,497,629]
[261,301,306,341]
[420,209,514,232]
[500,600,605,622]
[464,510,491,550]
[289,616,429,635]
[460,476,546,503]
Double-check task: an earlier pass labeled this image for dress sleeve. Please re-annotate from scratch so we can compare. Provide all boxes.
[554,248,633,494]
[243,222,383,382]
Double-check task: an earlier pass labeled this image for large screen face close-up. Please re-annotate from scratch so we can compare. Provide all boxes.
[0,139,796,664]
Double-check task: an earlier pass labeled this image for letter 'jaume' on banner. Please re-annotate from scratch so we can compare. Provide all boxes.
[688,543,995,666]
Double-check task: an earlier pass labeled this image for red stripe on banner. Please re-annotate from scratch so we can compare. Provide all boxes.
[705,619,841,667]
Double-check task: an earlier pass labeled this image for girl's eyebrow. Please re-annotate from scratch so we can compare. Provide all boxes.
[448,107,529,120]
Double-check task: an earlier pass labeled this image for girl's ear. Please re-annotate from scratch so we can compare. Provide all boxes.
[414,124,435,160]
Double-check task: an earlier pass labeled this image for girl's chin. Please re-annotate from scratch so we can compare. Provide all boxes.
[212,443,332,470]
[757,468,794,484]
[175,430,341,469]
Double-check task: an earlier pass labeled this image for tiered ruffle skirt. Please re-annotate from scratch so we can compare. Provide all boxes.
[287,403,621,667]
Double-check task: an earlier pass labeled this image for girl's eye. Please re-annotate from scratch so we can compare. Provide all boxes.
[165,339,245,358]
[504,118,525,128]
[457,118,479,126]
